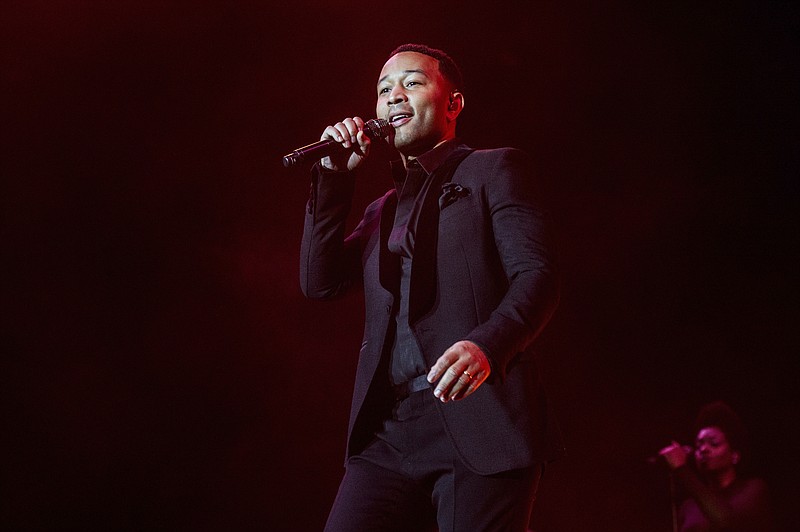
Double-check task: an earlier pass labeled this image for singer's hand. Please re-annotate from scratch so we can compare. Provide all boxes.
[320,117,371,171]
[427,341,491,403]
[659,440,689,469]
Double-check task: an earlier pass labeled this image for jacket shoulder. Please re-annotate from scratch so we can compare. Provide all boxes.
[461,146,529,166]
[456,147,531,177]
[468,146,524,158]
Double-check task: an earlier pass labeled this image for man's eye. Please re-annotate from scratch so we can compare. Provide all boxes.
[406,81,419,87]
[379,87,389,94]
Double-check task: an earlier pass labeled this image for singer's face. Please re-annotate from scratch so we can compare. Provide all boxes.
[376,52,456,157]
[694,426,738,473]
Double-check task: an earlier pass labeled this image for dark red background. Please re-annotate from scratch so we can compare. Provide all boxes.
[3,1,797,530]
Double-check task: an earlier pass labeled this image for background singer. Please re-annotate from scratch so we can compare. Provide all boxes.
[659,401,773,531]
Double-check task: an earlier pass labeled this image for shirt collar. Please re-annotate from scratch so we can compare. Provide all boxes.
[391,138,463,188]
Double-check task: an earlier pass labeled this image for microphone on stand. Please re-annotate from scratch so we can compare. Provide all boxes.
[646,445,694,465]
[282,118,393,167]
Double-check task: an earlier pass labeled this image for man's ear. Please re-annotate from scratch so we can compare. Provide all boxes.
[447,91,465,119]
[732,451,740,465]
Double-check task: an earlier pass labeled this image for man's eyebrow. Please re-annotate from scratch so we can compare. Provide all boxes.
[378,69,428,86]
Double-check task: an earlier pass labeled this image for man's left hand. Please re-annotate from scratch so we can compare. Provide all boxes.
[427,341,491,402]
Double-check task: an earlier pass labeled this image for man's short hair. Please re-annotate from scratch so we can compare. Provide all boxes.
[389,44,464,93]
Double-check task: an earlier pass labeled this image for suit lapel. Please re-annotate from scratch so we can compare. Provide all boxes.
[378,191,400,295]
[408,147,474,325]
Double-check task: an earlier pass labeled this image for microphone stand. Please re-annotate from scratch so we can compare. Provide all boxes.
[669,472,678,532]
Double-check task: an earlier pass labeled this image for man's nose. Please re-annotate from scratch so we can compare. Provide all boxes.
[388,86,407,105]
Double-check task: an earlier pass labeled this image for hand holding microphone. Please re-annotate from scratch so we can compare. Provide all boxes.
[658,441,694,469]
[282,117,392,170]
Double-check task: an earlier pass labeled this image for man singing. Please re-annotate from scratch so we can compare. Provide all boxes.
[300,43,563,532]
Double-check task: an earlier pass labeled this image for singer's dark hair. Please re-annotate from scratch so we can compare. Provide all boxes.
[389,44,464,93]
[694,401,749,457]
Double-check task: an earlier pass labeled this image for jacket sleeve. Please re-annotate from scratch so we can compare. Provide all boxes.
[464,149,561,377]
[299,164,363,300]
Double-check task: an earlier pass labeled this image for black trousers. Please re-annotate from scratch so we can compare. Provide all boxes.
[324,389,542,532]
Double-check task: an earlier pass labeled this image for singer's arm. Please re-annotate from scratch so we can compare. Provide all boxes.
[672,466,771,529]
[427,148,560,399]
[461,149,560,378]
[299,164,363,299]
[299,117,377,299]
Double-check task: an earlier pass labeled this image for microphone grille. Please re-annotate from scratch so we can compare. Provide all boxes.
[364,118,392,140]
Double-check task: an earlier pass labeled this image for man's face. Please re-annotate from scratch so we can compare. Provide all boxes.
[376,52,455,157]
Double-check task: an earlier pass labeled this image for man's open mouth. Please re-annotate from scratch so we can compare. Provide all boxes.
[389,114,412,126]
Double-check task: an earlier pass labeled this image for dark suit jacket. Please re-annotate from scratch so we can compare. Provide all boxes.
[300,145,564,475]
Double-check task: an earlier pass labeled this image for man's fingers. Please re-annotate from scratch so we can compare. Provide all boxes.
[427,352,457,384]
[319,117,372,171]
[445,367,477,401]
[324,118,364,145]
[356,129,371,154]
[335,121,356,147]
[433,364,486,403]
[428,341,492,402]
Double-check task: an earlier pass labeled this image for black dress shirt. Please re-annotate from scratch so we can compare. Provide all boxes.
[387,139,463,385]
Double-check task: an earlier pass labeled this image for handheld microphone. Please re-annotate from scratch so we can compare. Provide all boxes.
[646,445,694,465]
[282,118,393,167]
